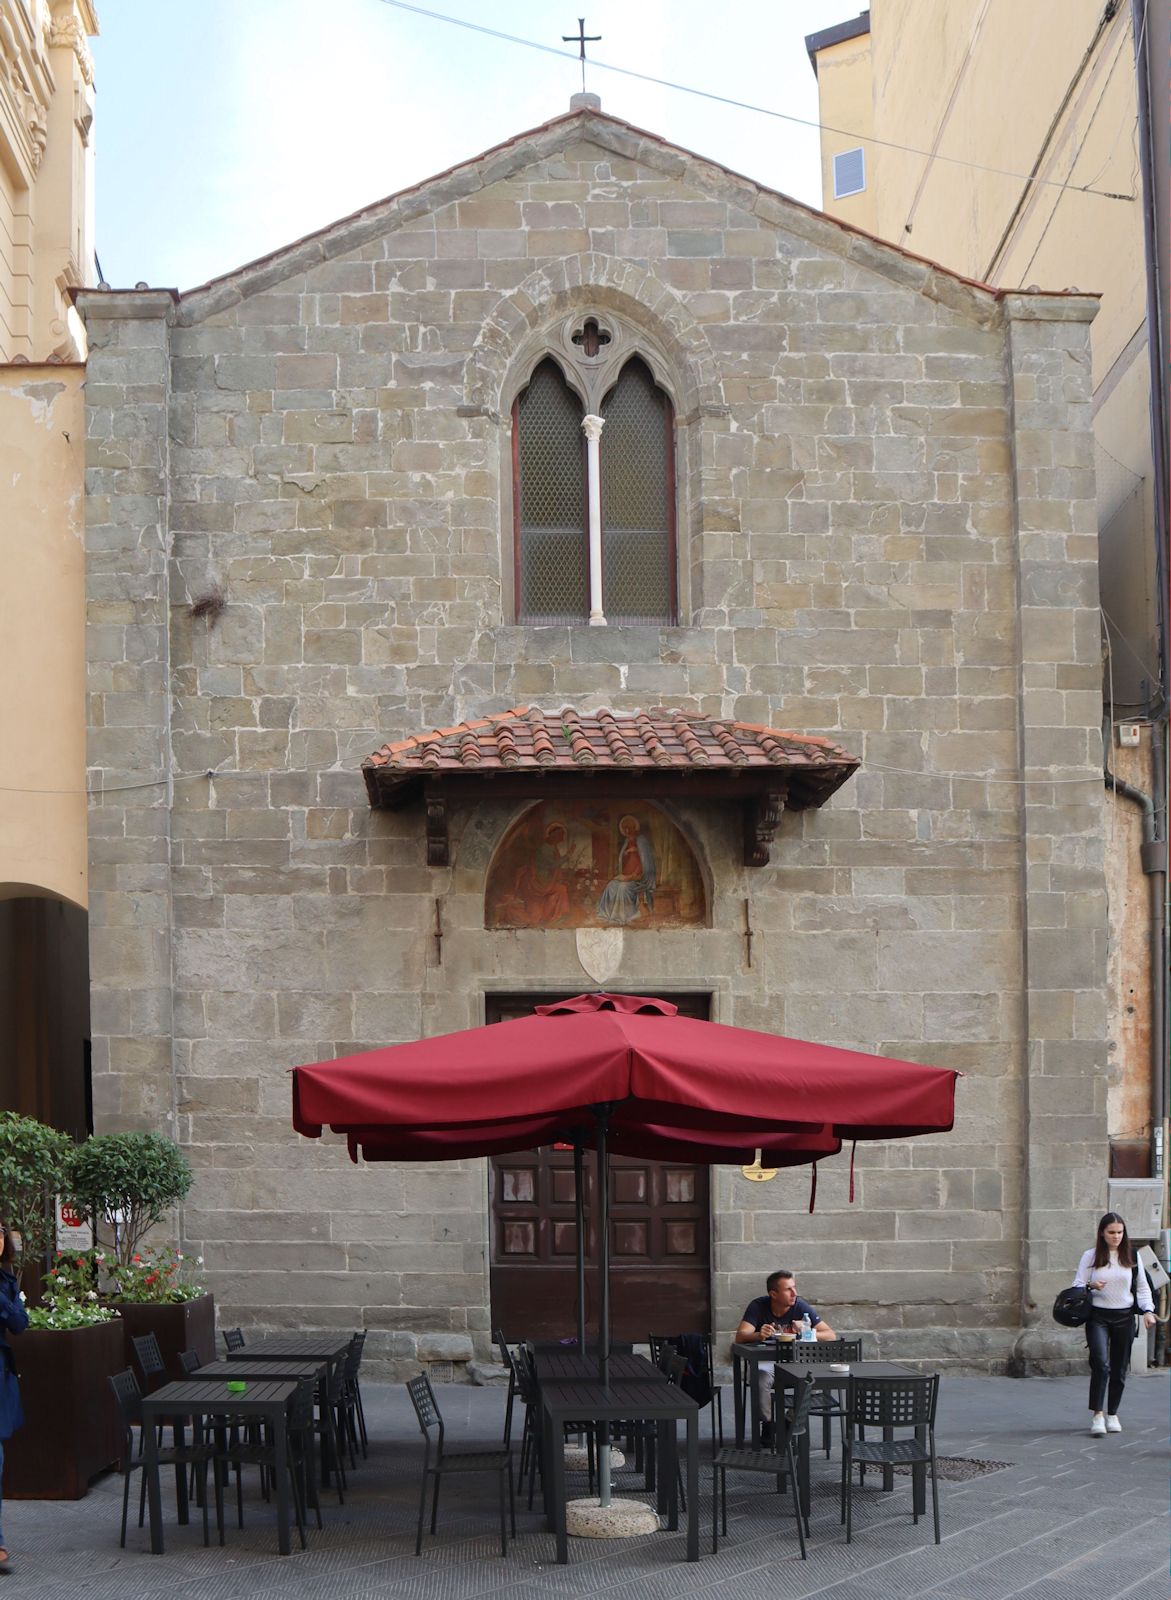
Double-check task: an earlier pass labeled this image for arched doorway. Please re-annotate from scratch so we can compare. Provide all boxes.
[0,891,91,1137]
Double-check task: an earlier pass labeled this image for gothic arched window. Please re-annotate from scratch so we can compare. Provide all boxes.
[512,350,676,626]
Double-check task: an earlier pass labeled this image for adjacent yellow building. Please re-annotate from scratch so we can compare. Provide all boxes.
[0,0,97,1135]
[808,2,1167,1208]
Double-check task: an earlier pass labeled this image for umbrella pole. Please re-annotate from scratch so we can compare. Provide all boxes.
[595,1109,612,1507]
[574,1139,586,1355]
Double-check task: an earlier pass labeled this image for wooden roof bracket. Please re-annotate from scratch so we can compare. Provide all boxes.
[744,788,786,867]
[424,783,449,867]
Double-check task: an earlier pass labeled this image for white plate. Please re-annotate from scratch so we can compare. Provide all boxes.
[828,1363,850,1373]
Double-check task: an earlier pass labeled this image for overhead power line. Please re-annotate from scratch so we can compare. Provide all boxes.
[374,0,1135,203]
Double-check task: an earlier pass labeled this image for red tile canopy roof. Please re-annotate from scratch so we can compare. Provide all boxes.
[363,707,859,867]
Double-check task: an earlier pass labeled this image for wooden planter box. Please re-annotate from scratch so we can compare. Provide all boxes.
[117,1293,216,1382]
[5,1317,125,1499]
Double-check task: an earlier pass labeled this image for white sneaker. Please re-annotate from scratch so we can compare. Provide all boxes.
[1105,1415,1122,1433]
[1089,1415,1107,1437]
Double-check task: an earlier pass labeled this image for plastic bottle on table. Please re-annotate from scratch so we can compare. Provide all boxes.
[799,1314,812,1341]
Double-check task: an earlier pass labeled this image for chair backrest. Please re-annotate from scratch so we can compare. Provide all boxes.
[782,1338,850,1365]
[647,1334,677,1372]
[223,1327,246,1352]
[177,1348,201,1376]
[838,1337,863,1363]
[775,1373,815,1451]
[406,1372,443,1459]
[131,1332,167,1388]
[109,1368,144,1435]
[848,1373,939,1430]
[514,1345,539,1405]
[288,1377,316,1436]
[343,1333,365,1382]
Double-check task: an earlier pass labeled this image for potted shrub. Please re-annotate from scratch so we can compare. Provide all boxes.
[0,1115,124,1499]
[64,1132,214,1377]
[0,1111,74,1292]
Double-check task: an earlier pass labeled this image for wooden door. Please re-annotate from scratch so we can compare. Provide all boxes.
[487,992,711,1341]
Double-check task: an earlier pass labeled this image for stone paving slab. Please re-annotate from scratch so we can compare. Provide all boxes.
[4,1373,1166,1599]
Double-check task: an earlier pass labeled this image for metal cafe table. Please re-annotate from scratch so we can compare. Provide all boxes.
[539,1374,700,1564]
[221,1334,352,1365]
[732,1336,809,1446]
[140,1378,303,1555]
[772,1359,923,1518]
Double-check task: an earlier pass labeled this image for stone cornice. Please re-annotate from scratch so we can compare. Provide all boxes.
[48,5,95,85]
[1000,292,1100,324]
[74,288,177,324]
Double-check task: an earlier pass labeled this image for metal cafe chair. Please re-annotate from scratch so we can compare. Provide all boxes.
[406,1372,516,1557]
[840,1373,941,1545]
[215,1376,320,1548]
[774,1337,863,1456]
[712,1373,814,1556]
[223,1327,246,1353]
[131,1331,170,1392]
[341,1331,369,1459]
[648,1331,725,1445]
[108,1369,223,1549]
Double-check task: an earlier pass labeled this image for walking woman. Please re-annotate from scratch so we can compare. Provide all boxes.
[1072,1212,1156,1436]
[0,1219,26,1573]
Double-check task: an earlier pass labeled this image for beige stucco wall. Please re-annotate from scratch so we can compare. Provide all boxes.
[811,26,876,236]
[0,365,88,905]
[810,0,1160,1162]
[0,0,97,361]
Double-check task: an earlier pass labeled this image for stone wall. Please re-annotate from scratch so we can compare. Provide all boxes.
[79,112,1103,1376]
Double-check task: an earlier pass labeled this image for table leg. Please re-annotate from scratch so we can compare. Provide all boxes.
[912,1424,926,1517]
[173,1417,189,1525]
[798,1411,812,1521]
[550,1414,568,1564]
[539,1409,554,1528]
[685,1411,698,1562]
[748,1363,761,1448]
[733,1354,746,1446]
[273,1407,291,1555]
[144,1413,165,1555]
[658,1418,677,1529]
[882,1425,894,1492]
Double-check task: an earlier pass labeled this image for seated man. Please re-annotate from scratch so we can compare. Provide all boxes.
[735,1269,837,1443]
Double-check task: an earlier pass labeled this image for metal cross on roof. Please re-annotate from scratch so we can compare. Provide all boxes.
[562,16,600,93]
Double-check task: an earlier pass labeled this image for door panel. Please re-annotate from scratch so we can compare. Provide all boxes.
[487,991,712,1341]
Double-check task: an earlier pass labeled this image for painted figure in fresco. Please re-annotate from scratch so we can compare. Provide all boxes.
[507,820,573,924]
[597,814,656,924]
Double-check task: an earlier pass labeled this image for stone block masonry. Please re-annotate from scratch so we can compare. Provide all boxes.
[78,110,1104,1377]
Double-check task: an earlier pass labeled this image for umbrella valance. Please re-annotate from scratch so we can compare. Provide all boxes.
[291,991,958,1158]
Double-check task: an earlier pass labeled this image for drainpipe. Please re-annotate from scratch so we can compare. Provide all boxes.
[1103,719,1168,1198]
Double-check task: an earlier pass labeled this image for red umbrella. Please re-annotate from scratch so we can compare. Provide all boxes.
[291,993,958,1382]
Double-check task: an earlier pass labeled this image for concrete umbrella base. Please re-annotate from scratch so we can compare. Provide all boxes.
[565,1496,659,1538]
[563,1444,625,1472]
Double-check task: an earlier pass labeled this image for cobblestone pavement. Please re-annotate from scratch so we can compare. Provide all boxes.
[5,1372,1167,1599]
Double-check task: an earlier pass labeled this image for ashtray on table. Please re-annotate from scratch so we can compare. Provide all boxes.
[828,1363,850,1373]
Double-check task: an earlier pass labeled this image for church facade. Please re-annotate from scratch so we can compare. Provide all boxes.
[78,104,1106,1374]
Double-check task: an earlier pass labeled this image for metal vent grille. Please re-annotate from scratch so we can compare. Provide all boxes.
[833,146,866,198]
[600,359,672,624]
[518,359,587,624]
[428,1360,456,1384]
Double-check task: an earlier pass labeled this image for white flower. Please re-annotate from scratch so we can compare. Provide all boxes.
[86,1290,97,1301]
[196,1256,204,1266]
[176,1252,183,1261]
[18,1292,26,1303]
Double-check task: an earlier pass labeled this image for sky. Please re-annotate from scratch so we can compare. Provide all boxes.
[89,0,863,291]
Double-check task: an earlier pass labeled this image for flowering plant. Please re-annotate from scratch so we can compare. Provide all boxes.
[27,1251,117,1331]
[106,1245,205,1305]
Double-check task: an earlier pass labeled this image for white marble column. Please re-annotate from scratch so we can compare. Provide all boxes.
[582,413,606,625]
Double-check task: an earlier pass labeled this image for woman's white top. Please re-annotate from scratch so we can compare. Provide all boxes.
[1073,1248,1154,1312]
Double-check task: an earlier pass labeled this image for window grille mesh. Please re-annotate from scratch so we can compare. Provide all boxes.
[517,360,587,624]
[600,360,672,624]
